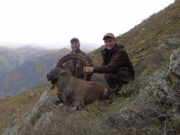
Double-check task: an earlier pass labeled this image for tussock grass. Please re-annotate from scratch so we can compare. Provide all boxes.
[0,82,54,134]
[1,0,180,134]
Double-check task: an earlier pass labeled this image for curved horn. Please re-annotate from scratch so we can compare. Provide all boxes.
[56,53,91,67]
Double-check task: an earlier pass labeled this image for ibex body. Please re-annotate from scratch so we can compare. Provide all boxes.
[47,54,108,108]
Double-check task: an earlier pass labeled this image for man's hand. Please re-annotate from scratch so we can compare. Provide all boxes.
[83,67,93,73]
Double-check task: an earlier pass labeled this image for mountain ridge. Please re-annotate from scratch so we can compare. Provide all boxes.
[0,48,70,97]
[0,0,180,134]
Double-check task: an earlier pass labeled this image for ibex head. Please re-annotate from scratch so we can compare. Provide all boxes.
[47,66,68,89]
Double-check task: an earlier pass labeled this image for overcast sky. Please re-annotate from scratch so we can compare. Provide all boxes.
[0,0,175,48]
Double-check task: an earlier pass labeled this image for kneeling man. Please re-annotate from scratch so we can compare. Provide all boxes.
[84,33,135,94]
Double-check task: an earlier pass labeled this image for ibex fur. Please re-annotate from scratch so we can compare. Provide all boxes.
[47,54,108,109]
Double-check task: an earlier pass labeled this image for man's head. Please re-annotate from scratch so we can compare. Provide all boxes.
[103,33,116,50]
[70,37,80,52]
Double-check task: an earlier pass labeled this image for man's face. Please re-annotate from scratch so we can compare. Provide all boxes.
[71,41,80,52]
[104,38,116,50]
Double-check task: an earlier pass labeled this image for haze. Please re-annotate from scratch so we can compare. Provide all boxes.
[0,0,175,49]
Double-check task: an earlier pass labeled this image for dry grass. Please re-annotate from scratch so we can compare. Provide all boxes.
[1,74,180,135]
[20,97,131,135]
[0,82,57,134]
[1,1,180,134]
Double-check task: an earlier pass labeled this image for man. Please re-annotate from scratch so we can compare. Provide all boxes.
[84,33,135,94]
[66,37,93,81]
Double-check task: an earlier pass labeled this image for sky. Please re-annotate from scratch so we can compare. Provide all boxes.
[0,0,175,48]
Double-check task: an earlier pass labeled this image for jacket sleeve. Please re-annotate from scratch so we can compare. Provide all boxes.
[93,50,129,73]
[83,54,93,80]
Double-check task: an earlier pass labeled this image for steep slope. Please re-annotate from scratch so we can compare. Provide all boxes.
[0,48,70,97]
[0,46,23,76]
[0,82,52,134]
[116,0,180,76]
[0,82,130,135]
[0,1,180,134]
[1,48,180,135]
[90,0,180,77]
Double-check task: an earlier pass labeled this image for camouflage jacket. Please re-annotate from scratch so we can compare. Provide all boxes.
[66,49,93,81]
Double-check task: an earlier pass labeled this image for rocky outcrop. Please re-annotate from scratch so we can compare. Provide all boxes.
[109,48,180,134]
[150,48,180,105]
[2,119,20,135]
[32,92,56,113]
[27,91,56,123]
[109,100,163,127]
[2,91,56,135]
[160,38,180,49]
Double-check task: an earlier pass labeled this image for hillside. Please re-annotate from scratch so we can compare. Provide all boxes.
[91,0,180,77]
[15,45,58,62]
[0,48,70,97]
[0,45,58,77]
[0,46,23,76]
[0,0,180,134]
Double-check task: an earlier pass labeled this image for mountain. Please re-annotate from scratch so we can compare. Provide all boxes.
[0,48,70,97]
[1,1,180,134]
[64,42,98,53]
[15,45,58,62]
[0,45,59,77]
[0,46,23,76]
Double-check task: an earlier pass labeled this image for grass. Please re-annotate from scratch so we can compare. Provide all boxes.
[0,82,57,134]
[1,0,180,134]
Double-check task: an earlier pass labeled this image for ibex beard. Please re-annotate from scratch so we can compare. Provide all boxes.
[47,67,59,89]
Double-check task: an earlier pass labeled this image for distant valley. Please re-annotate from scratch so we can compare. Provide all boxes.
[0,43,96,97]
[0,45,58,77]
[0,45,70,97]
[0,46,22,76]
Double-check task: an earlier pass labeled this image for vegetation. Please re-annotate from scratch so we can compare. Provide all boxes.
[1,0,180,134]
[0,48,70,97]
[0,46,23,76]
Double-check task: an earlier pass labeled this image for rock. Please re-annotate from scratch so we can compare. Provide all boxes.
[142,28,146,30]
[165,20,171,24]
[168,49,180,78]
[2,122,20,135]
[28,92,56,121]
[160,38,180,49]
[109,100,164,128]
[166,38,180,45]
[143,49,180,105]
[2,92,56,135]
[33,110,58,133]
[141,40,145,43]
[160,43,169,49]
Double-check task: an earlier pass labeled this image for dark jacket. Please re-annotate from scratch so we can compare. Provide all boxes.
[93,44,135,79]
[66,49,93,81]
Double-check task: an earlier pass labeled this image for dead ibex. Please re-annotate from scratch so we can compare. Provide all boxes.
[47,54,108,109]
